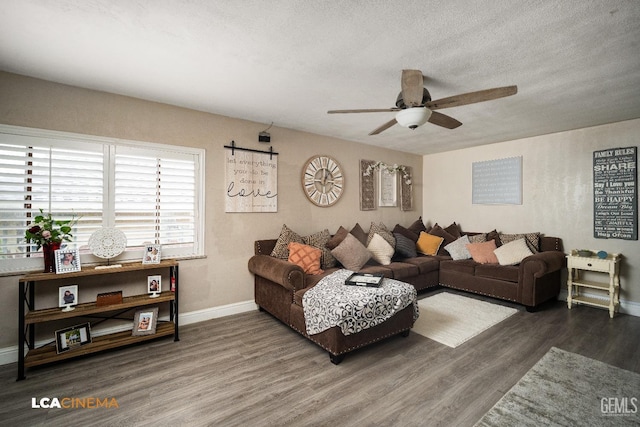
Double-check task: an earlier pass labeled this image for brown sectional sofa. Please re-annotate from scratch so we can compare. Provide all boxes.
[439,235,565,308]
[248,224,566,363]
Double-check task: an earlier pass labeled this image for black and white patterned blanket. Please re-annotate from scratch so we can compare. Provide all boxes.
[302,269,419,336]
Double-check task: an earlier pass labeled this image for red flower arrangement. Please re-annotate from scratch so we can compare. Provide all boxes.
[25,210,77,250]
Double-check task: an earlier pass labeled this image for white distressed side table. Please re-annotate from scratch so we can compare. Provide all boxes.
[566,252,621,318]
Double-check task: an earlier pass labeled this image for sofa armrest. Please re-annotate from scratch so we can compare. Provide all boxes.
[248,255,306,291]
[518,250,566,307]
[520,251,566,278]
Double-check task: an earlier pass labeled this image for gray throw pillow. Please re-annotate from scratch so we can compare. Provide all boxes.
[331,233,371,271]
[444,235,472,260]
[394,232,417,258]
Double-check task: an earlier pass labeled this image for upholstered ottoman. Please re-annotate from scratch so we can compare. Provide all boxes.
[289,269,418,364]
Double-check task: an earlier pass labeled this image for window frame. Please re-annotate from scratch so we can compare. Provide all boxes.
[0,124,205,275]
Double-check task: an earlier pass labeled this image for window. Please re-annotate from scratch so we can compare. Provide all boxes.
[0,125,205,274]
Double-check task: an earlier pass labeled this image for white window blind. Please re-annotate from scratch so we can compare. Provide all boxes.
[0,126,204,274]
[114,147,198,252]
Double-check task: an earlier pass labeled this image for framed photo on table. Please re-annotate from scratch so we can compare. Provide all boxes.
[55,248,81,274]
[142,245,161,264]
[148,275,161,298]
[58,284,78,312]
[55,323,92,354]
[132,307,159,336]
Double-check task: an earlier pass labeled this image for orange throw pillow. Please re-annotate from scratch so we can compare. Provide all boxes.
[288,242,324,275]
[416,231,444,256]
[466,240,499,264]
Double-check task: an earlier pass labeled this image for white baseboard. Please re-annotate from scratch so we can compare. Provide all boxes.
[0,300,258,367]
[558,289,640,317]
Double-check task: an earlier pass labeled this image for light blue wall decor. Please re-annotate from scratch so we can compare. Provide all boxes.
[472,156,523,205]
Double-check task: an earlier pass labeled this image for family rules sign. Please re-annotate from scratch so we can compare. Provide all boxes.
[593,146,637,240]
[225,149,277,212]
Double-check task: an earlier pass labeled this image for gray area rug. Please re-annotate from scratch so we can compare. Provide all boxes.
[475,347,640,426]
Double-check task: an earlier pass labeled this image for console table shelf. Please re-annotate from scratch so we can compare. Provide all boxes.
[25,292,176,324]
[25,323,175,368]
[17,260,179,380]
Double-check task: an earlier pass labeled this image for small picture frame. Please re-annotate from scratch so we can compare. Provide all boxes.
[142,244,161,264]
[55,248,81,274]
[58,284,78,312]
[132,307,158,336]
[55,323,92,354]
[148,275,161,298]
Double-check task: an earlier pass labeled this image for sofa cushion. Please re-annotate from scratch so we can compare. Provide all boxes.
[367,233,395,265]
[486,229,501,247]
[358,264,394,277]
[416,231,444,256]
[475,264,519,283]
[402,256,440,274]
[407,216,428,235]
[350,223,368,246]
[429,224,457,255]
[444,235,472,260]
[494,238,533,266]
[271,224,304,259]
[394,232,418,258]
[331,233,371,271]
[393,224,419,243]
[325,226,349,250]
[499,232,540,253]
[367,222,395,247]
[288,242,324,275]
[466,240,499,264]
[384,262,420,280]
[444,222,462,239]
[440,259,477,275]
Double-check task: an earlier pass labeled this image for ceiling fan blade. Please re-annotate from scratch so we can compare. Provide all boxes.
[428,111,462,129]
[327,108,399,114]
[369,119,397,135]
[401,70,424,107]
[426,85,518,110]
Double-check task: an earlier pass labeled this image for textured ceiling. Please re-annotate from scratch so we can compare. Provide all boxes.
[1,0,639,154]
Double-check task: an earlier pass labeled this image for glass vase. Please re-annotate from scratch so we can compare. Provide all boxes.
[42,242,61,273]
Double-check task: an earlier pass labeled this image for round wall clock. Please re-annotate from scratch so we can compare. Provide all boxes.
[301,155,344,207]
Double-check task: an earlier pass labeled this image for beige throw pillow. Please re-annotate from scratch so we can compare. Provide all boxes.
[367,233,395,265]
[493,238,533,266]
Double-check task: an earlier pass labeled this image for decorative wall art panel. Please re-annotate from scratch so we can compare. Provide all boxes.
[378,168,398,207]
[400,165,413,211]
[472,156,522,205]
[593,146,637,240]
[225,149,277,212]
[360,159,376,211]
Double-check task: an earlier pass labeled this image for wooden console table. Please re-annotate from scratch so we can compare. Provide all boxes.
[566,252,620,318]
[17,260,179,380]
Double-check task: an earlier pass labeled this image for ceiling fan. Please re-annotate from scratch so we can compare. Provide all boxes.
[327,70,517,135]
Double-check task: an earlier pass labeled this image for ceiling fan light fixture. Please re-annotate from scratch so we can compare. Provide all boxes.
[395,107,431,130]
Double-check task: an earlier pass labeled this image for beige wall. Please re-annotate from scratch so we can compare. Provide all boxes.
[423,119,640,311]
[0,72,423,350]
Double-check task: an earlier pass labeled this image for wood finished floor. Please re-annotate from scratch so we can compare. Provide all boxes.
[2,288,640,427]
